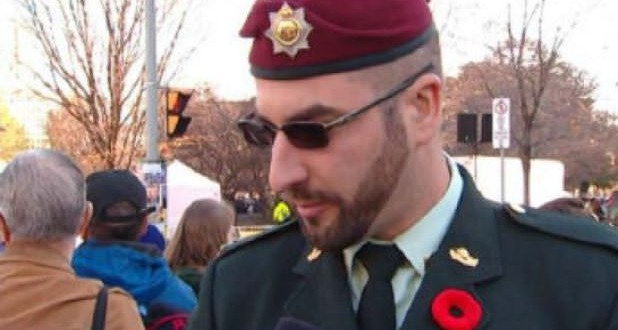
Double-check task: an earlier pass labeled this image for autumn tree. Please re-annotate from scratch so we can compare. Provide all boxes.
[46,109,103,174]
[501,1,558,204]
[551,109,618,189]
[530,65,618,187]
[168,88,271,210]
[443,57,618,191]
[17,0,193,169]
[445,0,579,205]
[0,100,29,162]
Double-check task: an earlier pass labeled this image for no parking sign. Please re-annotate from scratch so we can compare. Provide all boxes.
[492,98,510,149]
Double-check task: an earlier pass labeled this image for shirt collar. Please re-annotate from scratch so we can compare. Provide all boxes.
[343,153,463,275]
[1,241,75,274]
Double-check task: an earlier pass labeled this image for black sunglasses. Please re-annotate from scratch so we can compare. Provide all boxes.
[237,64,434,149]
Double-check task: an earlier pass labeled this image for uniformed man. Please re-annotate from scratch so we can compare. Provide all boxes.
[188,0,618,329]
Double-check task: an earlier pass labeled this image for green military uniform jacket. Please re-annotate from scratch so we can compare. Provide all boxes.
[188,169,618,330]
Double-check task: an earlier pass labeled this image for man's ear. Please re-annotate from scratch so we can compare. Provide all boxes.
[79,202,93,240]
[402,73,442,143]
[0,211,11,244]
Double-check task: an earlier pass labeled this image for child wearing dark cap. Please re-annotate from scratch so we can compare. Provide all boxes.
[72,170,196,326]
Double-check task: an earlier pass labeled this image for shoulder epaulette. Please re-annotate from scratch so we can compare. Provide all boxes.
[503,203,618,252]
[218,220,300,259]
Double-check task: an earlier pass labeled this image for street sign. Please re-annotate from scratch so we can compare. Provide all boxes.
[141,161,167,222]
[492,98,510,149]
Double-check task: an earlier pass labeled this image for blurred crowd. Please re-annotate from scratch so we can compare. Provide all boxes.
[539,181,618,226]
[0,149,237,329]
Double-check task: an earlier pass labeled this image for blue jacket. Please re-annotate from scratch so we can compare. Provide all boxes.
[72,240,196,316]
[139,224,167,253]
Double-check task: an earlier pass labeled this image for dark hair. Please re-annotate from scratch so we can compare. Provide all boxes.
[87,201,146,241]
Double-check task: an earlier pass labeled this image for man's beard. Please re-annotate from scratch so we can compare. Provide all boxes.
[296,107,410,251]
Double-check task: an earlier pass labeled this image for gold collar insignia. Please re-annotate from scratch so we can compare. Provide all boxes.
[449,247,479,268]
[306,247,322,262]
[265,2,313,58]
[508,202,526,214]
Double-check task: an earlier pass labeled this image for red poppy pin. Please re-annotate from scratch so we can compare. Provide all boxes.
[431,288,482,330]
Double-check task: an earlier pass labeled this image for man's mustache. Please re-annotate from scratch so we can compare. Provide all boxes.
[282,186,340,205]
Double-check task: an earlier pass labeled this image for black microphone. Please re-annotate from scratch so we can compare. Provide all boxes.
[273,317,321,330]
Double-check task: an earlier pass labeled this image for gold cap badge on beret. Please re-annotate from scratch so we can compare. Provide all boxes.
[265,2,313,58]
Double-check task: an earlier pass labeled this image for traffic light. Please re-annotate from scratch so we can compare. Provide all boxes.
[166,89,192,138]
[480,113,493,143]
[456,113,477,143]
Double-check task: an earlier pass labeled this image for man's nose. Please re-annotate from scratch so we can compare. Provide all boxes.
[269,133,309,194]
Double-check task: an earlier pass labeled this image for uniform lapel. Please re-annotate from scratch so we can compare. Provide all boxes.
[401,167,503,329]
[284,248,358,330]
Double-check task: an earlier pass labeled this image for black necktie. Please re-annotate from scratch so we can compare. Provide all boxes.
[356,243,406,330]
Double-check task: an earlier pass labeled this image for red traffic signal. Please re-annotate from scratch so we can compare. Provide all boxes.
[166,90,192,138]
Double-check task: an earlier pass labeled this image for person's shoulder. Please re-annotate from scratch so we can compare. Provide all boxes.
[219,220,304,260]
[76,279,137,307]
[105,286,146,329]
[502,202,618,253]
[107,286,135,300]
[78,278,134,301]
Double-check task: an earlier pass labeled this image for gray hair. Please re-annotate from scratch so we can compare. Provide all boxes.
[0,149,86,240]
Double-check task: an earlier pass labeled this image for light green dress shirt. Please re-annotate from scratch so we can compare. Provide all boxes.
[343,154,463,328]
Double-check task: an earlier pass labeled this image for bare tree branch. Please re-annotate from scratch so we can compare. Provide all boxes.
[18,0,192,170]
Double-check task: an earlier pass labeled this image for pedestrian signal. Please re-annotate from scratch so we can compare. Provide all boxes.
[166,90,192,138]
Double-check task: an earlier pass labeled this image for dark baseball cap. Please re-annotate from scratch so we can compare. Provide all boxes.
[86,170,156,223]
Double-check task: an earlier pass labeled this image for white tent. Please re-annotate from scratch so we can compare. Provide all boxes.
[166,160,221,237]
[454,156,565,207]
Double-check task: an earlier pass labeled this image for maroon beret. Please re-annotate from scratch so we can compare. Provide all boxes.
[240,0,435,80]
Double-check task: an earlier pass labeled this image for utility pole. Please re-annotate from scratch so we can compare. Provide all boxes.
[143,0,167,228]
[145,0,159,162]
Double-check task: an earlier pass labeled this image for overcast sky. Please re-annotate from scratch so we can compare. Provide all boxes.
[1,0,616,111]
[177,0,618,111]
